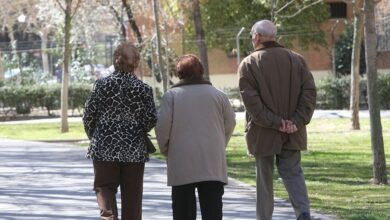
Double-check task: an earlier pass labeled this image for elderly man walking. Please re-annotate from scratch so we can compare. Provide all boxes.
[238,20,316,220]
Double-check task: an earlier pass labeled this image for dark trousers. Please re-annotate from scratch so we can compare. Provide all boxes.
[93,160,145,220]
[172,181,224,220]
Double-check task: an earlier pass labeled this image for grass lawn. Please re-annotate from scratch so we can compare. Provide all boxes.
[0,118,389,219]
[0,122,87,141]
[229,118,390,220]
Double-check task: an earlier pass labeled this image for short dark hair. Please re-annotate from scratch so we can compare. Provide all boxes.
[175,54,204,80]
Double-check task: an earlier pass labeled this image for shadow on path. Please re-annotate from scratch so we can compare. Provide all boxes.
[0,139,333,220]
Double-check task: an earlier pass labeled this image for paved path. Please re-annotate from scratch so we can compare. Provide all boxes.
[0,140,333,220]
[1,110,389,125]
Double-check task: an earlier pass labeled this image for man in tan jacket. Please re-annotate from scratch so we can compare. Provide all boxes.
[238,20,316,220]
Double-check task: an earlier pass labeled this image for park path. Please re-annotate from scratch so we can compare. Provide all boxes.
[0,139,334,220]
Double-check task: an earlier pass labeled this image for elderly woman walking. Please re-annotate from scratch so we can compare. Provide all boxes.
[155,54,236,220]
[83,42,157,220]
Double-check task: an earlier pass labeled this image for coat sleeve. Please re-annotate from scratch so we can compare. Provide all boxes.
[223,95,236,147]
[155,92,173,156]
[238,60,282,130]
[83,80,102,140]
[141,86,157,132]
[291,57,317,129]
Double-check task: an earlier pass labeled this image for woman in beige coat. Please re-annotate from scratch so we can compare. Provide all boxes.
[155,54,236,220]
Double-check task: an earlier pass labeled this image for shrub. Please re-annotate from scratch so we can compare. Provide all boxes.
[316,76,351,109]
[69,83,92,114]
[32,84,61,116]
[378,73,390,109]
[11,85,32,115]
[0,82,92,117]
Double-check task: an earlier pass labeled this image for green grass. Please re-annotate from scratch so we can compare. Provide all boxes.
[0,123,87,141]
[0,118,389,219]
[228,118,390,220]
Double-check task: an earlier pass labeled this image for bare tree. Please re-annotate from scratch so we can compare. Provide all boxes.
[108,4,127,39]
[192,0,209,81]
[364,0,387,184]
[55,0,82,133]
[350,0,365,130]
[121,0,143,45]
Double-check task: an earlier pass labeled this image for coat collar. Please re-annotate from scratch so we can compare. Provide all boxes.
[171,77,212,88]
[254,41,284,52]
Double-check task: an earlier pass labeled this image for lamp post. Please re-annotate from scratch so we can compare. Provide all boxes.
[236,27,245,67]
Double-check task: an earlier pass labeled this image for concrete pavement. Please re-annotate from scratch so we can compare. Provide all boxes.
[1,110,390,125]
[0,139,335,220]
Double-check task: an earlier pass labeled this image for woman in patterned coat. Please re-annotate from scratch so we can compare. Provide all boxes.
[83,42,157,220]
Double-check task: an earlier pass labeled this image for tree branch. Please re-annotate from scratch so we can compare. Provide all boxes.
[70,0,82,19]
[55,0,65,11]
[280,0,323,19]
[122,0,143,45]
[275,0,296,15]
[108,5,126,39]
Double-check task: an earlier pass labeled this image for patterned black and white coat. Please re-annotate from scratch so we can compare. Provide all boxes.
[83,70,157,163]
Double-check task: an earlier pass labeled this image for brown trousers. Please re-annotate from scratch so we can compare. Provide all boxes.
[93,160,145,220]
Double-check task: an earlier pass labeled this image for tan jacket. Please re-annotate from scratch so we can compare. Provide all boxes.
[155,82,236,186]
[238,42,316,156]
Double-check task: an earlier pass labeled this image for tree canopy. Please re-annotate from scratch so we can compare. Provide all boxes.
[183,0,329,55]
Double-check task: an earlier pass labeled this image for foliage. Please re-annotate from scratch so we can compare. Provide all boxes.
[335,25,366,75]
[0,82,91,117]
[183,0,269,54]
[222,75,390,110]
[70,60,95,83]
[316,75,368,109]
[275,1,329,50]
[69,82,93,112]
[182,0,328,55]
[2,52,44,85]
[32,83,61,116]
[142,41,178,84]
[378,73,390,109]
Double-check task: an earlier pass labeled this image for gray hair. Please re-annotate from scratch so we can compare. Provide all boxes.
[113,42,140,73]
[251,20,277,37]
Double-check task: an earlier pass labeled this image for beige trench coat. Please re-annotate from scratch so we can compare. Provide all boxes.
[155,83,236,186]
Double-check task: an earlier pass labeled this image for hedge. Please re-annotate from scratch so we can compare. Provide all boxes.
[316,74,390,109]
[0,74,389,117]
[0,83,92,116]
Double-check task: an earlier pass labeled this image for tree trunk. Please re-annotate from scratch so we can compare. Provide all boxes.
[192,0,210,81]
[122,0,142,45]
[364,0,387,184]
[350,0,364,130]
[60,0,72,133]
[0,50,4,80]
[8,31,22,79]
[41,30,50,77]
[152,0,167,92]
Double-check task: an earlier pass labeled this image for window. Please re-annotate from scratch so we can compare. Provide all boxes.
[329,2,347,18]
